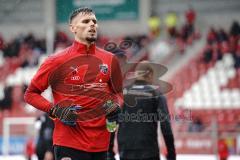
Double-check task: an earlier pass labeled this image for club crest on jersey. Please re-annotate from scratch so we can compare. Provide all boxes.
[99,64,108,74]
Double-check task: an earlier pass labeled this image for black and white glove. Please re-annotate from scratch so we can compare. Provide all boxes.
[104,100,121,122]
[106,107,121,122]
[49,104,81,126]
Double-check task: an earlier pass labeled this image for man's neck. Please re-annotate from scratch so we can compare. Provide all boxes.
[75,38,93,47]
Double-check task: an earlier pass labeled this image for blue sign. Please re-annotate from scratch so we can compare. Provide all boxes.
[0,136,30,155]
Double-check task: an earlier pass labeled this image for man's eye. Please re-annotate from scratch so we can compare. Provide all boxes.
[92,20,97,24]
[82,20,90,23]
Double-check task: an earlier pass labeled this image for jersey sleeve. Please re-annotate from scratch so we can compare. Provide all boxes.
[24,57,54,112]
[31,57,54,91]
[109,55,123,106]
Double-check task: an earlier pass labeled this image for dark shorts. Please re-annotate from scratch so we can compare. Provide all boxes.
[54,145,107,160]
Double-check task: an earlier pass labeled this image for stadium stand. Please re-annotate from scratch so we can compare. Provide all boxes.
[167,22,240,135]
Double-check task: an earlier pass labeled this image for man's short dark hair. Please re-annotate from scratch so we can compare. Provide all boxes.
[69,7,95,24]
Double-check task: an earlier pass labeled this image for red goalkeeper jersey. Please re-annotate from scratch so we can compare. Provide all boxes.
[24,41,123,152]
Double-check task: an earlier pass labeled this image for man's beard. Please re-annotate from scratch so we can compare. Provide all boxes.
[86,37,97,43]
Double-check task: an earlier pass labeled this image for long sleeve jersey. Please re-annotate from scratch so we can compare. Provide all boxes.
[24,40,123,152]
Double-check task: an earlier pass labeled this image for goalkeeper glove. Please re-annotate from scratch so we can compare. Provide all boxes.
[49,104,81,126]
[104,100,121,132]
[104,100,121,122]
[106,107,121,122]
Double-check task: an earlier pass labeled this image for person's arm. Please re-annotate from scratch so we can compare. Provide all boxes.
[24,83,53,112]
[24,57,80,126]
[106,55,123,160]
[105,55,123,122]
[24,58,53,113]
[158,95,176,160]
[109,55,123,106]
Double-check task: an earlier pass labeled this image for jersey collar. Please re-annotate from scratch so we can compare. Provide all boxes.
[72,40,96,54]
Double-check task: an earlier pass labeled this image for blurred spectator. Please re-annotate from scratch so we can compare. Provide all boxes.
[205,25,239,65]
[203,44,213,63]
[230,21,240,37]
[148,13,161,39]
[21,47,40,68]
[184,6,196,39]
[136,35,149,49]
[229,34,239,54]
[55,31,69,44]
[225,137,235,154]
[180,23,195,44]
[185,6,196,27]
[188,117,204,132]
[3,39,21,57]
[25,137,35,160]
[212,42,223,61]
[218,139,229,160]
[35,113,54,160]
[219,41,229,54]
[207,27,217,44]
[24,33,36,48]
[0,86,13,110]
[164,11,178,38]
[54,31,71,52]
[216,28,228,43]
[23,33,46,53]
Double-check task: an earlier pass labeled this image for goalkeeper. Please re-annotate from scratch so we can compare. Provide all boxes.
[24,7,123,160]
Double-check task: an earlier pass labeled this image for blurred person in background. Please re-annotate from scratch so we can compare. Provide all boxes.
[35,113,54,160]
[25,136,35,160]
[117,61,176,160]
[148,13,161,39]
[184,6,196,37]
[230,21,240,38]
[0,85,13,110]
[188,117,204,132]
[24,7,123,160]
[164,11,178,39]
[218,139,229,160]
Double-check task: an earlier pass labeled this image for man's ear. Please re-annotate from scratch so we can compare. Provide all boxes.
[69,24,76,34]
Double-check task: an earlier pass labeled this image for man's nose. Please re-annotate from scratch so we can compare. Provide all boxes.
[89,20,95,26]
